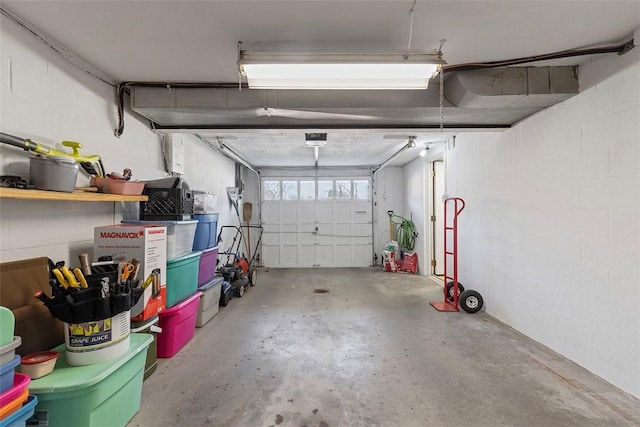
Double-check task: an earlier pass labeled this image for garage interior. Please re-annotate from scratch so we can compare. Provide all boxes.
[0,1,639,426]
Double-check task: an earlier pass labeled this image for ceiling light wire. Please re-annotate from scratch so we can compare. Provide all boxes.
[407,0,417,52]
[439,69,444,132]
[439,63,444,133]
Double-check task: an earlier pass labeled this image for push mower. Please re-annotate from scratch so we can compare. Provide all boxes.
[216,225,263,298]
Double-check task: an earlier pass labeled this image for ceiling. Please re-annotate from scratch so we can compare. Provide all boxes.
[1,1,639,168]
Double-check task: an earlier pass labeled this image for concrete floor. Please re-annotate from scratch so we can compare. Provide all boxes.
[128,268,640,427]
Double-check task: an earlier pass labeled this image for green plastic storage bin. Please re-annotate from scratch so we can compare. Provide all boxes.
[0,307,14,348]
[28,333,153,427]
[130,316,160,381]
[166,251,202,308]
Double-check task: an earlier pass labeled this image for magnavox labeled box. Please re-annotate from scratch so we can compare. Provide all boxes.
[94,224,167,321]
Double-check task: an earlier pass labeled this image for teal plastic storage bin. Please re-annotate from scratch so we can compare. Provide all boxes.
[192,214,219,250]
[28,334,152,427]
[166,251,202,308]
[0,395,37,427]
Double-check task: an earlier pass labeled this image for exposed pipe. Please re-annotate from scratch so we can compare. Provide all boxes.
[219,143,260,178]
[115,82,245,137]
[442,39,634,73]
[372,136,416,177]
[195,133,259,178]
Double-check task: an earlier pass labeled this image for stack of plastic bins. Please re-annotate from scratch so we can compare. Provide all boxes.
[0,395,37,427]
[0,307,21,397]
[28,334,153,427]
[0,307,37,427]
[196,277,224,327]
[0,340,20,384]
[157,292,202,358]
[130,316,161,381]
[0,373,30,423]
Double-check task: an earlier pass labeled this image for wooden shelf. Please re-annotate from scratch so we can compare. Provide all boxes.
[0,187,148,202]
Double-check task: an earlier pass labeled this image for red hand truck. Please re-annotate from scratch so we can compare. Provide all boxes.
[430,197,484,313]
[431,197,465,311]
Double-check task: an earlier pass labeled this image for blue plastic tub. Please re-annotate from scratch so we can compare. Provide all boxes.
[0,395,37,427]
[0,355,20,395]
[192,214,219,251]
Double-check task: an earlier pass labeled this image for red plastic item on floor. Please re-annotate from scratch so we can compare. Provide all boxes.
[156,292,202,358]
[398,252,418,274]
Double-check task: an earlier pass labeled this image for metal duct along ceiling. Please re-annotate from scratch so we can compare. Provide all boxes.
[129,66,578,130]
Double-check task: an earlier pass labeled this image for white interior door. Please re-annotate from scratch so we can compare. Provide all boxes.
[261,177,372,267]
[432,160,445,276]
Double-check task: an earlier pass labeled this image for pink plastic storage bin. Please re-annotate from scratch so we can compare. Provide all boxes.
[198,246,218,286]
[0,372,30,408]
[156,292,202,358]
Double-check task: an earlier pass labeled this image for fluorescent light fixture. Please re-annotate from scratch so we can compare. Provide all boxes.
[305,140,327,147]
[238,52,444,90]
[305,132,328,147]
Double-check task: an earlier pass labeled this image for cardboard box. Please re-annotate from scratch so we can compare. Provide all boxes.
[94,224,167,322]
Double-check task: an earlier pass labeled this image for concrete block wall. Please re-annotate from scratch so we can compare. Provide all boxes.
[443,48,640,398]
[372,167,404,265]
[401,159,427,274]
[0,15,235,264]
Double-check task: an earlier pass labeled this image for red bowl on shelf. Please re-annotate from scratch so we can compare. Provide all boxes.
[90,177,145,195]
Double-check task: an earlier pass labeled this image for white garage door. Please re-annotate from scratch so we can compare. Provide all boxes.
[261,177,372,267]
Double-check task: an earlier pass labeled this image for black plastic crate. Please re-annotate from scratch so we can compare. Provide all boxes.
[140,187,194,221]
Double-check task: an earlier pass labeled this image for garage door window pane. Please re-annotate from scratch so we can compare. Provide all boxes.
[335,180,351,199]
[318,181,333,200]
[282,181,298,200]
[300,181,315,200]
[264,181,280,200]
[353,180,369,200]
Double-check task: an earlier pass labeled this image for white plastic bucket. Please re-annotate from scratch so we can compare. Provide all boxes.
[64,310,130,366]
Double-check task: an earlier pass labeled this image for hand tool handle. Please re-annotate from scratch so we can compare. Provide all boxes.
[78,253,92,276]
[141,274,154,290]
[130,258,140,280]
[73,268,89,288]
[60,266,79,288]
[52,268,69,289]
[34,291,52,304]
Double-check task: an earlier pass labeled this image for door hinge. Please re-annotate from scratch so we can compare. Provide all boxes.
[430,170,435,178]
[431,259,436,267]
[430,215,436,222]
